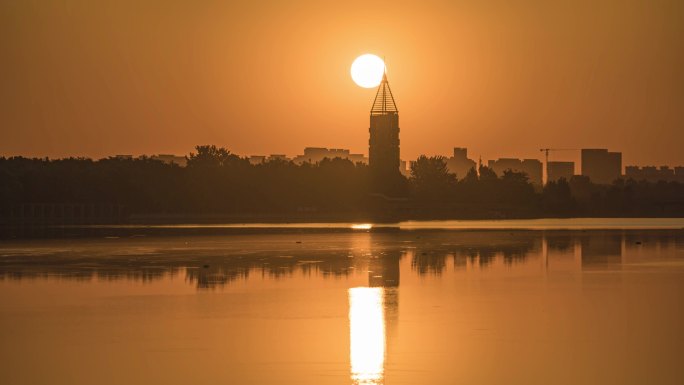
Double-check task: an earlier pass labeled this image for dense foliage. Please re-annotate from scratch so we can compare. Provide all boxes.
[1,147,682,222]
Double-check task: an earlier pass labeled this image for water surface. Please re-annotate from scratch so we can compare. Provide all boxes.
[1,228,683,384]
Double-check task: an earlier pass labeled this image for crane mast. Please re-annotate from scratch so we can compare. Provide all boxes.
[539,148,579,184]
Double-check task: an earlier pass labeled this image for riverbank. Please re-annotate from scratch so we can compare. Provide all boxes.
[2,218,683,240]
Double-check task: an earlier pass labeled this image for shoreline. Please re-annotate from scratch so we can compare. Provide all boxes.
[2,218,683,240]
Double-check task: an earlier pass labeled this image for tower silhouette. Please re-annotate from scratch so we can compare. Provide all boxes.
[369,73,402,194]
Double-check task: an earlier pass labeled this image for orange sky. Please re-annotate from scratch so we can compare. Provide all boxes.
[1,0,683,167]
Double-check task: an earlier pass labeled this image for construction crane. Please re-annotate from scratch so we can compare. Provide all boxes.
[539,148,579,183]
[539,148,579,165]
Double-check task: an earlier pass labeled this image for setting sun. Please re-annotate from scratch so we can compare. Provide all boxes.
[351,54,385,88]
[3,2,684,385]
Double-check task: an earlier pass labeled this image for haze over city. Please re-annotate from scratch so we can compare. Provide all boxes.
[3,2,684,385]
[2,0,683,167]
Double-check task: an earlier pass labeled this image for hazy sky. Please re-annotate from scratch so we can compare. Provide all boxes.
[2,0,683,166]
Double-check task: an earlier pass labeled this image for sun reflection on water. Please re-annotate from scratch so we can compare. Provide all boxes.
[351,223,373,230]
[349,287,385,385]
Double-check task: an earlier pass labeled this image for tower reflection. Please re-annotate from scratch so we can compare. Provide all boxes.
[349,252,401,385]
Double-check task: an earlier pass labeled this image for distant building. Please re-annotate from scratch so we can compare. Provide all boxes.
[487,158,543,186]
[399,160,409,177]
[407,160,416,174]
[349,153,368,165]
[114,155,133,160]
[446,147,477,179]
[152,154,187,167]
[248,155,266,165]
[292,147,368,165]
[547,161,574,182]
[676,166,684,178]
[267,154,289,162]
[293,147,334,164]
[625,165,682,182]
[581,149,622,184]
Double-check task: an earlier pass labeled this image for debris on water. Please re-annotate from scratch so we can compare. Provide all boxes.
[295,241,302,244]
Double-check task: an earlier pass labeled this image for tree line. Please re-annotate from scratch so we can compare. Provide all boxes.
[1,146,682,221]
[408,155,683,218]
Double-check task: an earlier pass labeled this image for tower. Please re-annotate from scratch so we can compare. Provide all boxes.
[369,73,400,181]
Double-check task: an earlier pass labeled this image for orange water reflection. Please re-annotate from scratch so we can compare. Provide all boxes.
[2,231,684,385]
[349,287,385,385]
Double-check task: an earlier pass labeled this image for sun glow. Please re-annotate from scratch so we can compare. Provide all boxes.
[349,287,385,385]
[351,54,385,88]
[351,223,373,230]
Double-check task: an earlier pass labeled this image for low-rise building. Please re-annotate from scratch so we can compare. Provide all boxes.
[152,154,187,167]
[446,147,477,180]
[292,147,368,165]
[625,165,683,182]
[547,161,574,182]
[248,156,266,165]
[267,154,289,162]
[488,158,543,186]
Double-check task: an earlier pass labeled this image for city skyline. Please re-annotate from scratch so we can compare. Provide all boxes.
[2,1,683,167]
[91,145,684,179]
[46,144,684,186]
[2,3,684,385]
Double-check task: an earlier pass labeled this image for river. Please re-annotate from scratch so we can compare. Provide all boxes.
[1,220,683,384]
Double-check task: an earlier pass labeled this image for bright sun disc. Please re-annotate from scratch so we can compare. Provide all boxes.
[351,54,385,88]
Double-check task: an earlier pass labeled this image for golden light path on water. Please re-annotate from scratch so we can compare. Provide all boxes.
[351,223,373,230]
[349,287,386,385]
[78,218,684,231]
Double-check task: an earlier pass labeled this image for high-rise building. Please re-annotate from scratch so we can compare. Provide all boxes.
[581,149,622,184]
[547,161,574,182]
[487,158,543,186]
[446,147,477,179]
[369,73,400,179]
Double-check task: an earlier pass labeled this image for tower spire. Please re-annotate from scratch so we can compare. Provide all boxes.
[370,73,398,116]
[368,66,401,193]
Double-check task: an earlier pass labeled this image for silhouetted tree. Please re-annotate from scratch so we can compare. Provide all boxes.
[187,145,241,168]
[542,178,575,215]
[478,164,497,181]
[499,170,537,208]
[410,156,455,201]
[1,148,682,222]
